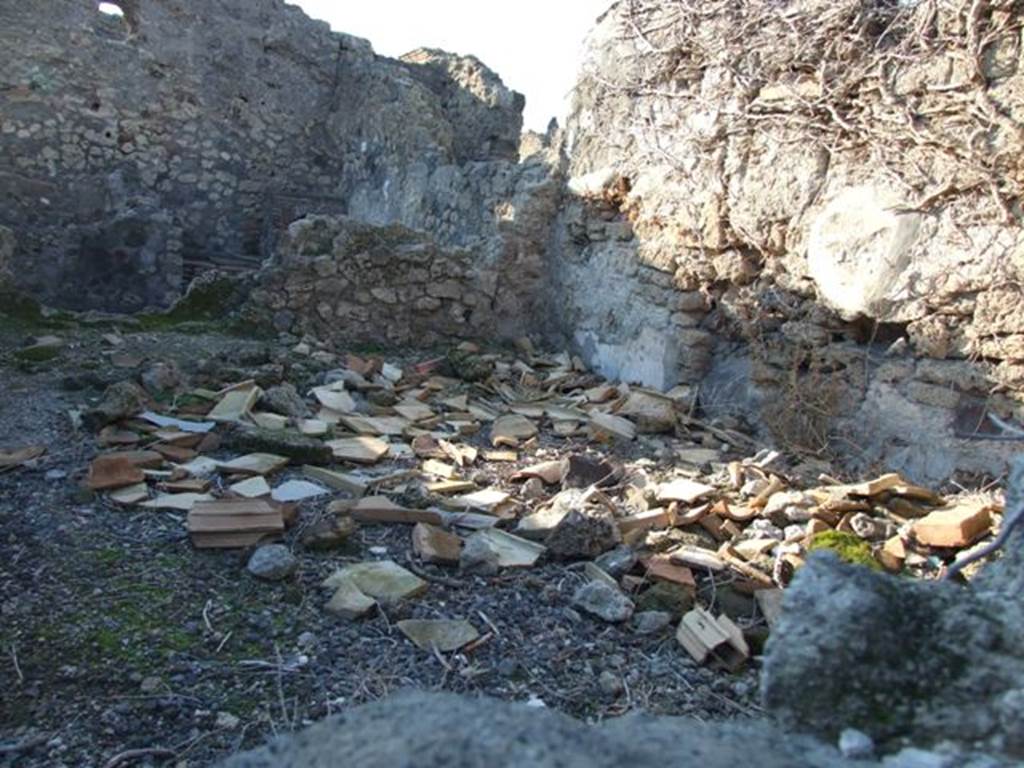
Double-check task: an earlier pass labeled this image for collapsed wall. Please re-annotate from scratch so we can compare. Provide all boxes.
[0,0,557,329]
[555,0,1024,482]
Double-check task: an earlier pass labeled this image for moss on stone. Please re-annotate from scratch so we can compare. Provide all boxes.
[13,344,61,363]
[636,581,695,619]
[808,531,882,571]
[222,425,333,464]
[343,222,419,257]
[0,288,76,331]
[136,275,249,332]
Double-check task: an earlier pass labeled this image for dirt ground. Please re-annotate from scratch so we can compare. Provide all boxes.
[0,321,762,767]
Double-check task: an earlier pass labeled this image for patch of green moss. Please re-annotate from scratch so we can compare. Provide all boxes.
[0,288,76,331]
[808,531,882,571]
[343,222,418,256]
[31,577,197,670]
[225,313,275,340]
[93,626,122,655]
[135,276,244,332]
[94,547,126,567]
[154,552,190,569]
[349,341,386,355]
[0,290,44,323]
[13,345,61,363]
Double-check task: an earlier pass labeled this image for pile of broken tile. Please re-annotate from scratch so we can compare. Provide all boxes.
[76,341,1006,668]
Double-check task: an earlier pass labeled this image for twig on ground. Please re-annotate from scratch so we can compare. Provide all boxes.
[0,733,50,756]
[945,457,1024,580]
[477,609,500,637]
[202,599,215,634]
[431,644,453,672]
[215,630,233,654]
[10,643,24,684]
[406,562,465,589]
[103,747,175,768]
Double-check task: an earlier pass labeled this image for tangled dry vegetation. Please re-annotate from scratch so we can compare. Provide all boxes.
[606,0,1024,223]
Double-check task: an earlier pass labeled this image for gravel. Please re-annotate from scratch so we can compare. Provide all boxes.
[0,325,761,767]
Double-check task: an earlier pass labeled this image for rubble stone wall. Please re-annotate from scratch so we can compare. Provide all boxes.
[0,0,539,315]
[244,216,499,346]
[555,0,1024,482]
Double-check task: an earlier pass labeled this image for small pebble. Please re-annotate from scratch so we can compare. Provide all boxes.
[598,670,623,697]
[139,676,161,694]
[215,712,240,730]
[839,728,876,760]
[246,544,297,581]
[632,610,672,635]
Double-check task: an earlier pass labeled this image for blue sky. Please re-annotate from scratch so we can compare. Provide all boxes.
[289,1,611,131]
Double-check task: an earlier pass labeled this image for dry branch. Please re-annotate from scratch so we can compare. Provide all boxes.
[586,0,1024,222]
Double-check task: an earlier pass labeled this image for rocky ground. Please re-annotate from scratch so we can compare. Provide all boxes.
[0,312,1007,768]
[0,320,762,768]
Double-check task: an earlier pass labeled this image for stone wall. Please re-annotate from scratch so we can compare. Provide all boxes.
[6,0,1024,482]
[244,216,500,346]
[0,0,542,314]
[554,0,1024,482]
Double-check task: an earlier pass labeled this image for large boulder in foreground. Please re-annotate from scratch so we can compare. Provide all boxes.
[763,460,1024,756]
[221,690,856,768]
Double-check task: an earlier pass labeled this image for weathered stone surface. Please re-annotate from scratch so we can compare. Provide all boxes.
[221,426,332,465]
[140,362,183,396]
[247,545,298,582]
[396,619,479,652]
[763,527,1024,752]
[553,0,1024,482]
[260,384,309,420]
[636,581,695,620]
[400,49,524,164]
[300,516,358,552]
[323,561,428,607]
[247,216,517,346]
[324,579,377,620]
[572,580,634,623]
[594,546,638,578]
[222,690,863,768]
[545,507,621,560]
[459,534,500,576]
[0,225,14,285]
[632,611,673,635]
[83,381,148,431]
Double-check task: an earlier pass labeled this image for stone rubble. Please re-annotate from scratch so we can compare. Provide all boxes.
[64,339,1010,672]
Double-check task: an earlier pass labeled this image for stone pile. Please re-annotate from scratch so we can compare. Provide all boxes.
[76,337,1007,663]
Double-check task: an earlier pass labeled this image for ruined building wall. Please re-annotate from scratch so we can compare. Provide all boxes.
[243,215,505,347]
[555,0,1024,482]
[0,0,555,327]
[7,0,1024,483]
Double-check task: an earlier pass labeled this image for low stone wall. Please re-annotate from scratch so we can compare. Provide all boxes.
[244,216,500,346]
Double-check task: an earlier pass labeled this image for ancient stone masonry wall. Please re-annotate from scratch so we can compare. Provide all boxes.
[556,0,1024,482]
[0,0,551,318]
[244,216,500,346]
